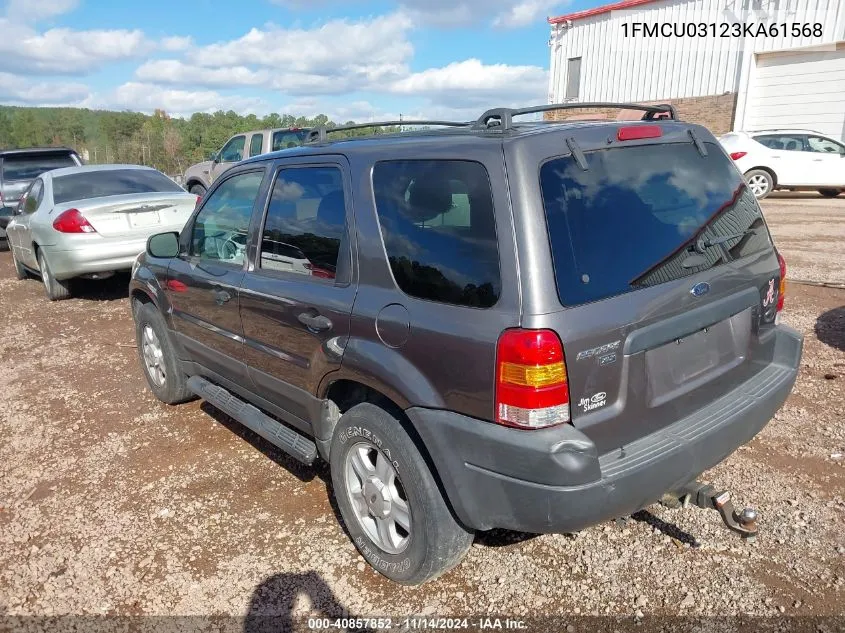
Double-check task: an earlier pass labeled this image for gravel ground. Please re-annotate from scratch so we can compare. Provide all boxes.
[0,197,843,631]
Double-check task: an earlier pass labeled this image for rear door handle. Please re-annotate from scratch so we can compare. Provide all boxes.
[298,312,332,332]
[213,289,232,305]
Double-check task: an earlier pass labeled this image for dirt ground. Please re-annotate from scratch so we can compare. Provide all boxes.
[0,196,843,631]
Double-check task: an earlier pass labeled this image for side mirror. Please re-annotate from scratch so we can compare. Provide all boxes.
[209,151,219,163]
[147,231,180,258]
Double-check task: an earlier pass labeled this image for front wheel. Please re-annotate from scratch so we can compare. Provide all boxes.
[37,249,72,301]
[133,301,194,404]
[818,188,843,198]
[330,403,473,585]
[745,169,774,199]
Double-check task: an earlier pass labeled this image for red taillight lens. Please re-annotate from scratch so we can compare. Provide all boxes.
[617,125,662,141]
[776,251,786,312]
[730,151,748,161]
[52,209,96,233]
[195,195,202,207]
[495,329,570,429]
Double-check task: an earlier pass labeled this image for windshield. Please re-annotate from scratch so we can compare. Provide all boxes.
[1,153,77,181]
[53,169,184,204]
[539,141,773,306]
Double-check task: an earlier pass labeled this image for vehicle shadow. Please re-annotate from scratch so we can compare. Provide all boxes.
[244,570,376,633]
[474,528,539,548]
[631,509,700,547]
[70,272,131,301]
[815,306,845,353]
[199,402,326,484]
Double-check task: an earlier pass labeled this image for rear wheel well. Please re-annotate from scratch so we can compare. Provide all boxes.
[186,179,205,190]
[323,379,457,520]
[746,166,777,187]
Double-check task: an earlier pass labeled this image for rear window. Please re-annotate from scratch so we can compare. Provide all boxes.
[373,160,500,308]
[272,130,309,151]
[540,141,772,306]
[1,153,77,181]
[53,169,183,204]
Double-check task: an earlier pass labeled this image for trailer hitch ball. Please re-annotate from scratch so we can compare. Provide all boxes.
[677,482,760,541]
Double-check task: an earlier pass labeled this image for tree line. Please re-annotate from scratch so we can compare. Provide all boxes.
[0,106,398,177]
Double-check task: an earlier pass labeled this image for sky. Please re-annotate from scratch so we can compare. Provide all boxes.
[0,0,603,121]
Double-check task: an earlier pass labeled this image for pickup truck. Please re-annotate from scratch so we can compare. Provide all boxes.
[183,127,309,196]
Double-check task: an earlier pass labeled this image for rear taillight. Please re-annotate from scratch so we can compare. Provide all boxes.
[776,251,786,312]
[495,329,570,429]
[729,151,747,160]
[617,125,662,141]
[195,196,202,207]
[52,209,96,233]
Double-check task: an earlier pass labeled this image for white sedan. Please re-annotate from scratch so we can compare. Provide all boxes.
[719,130,845,199]
[6,164,198,300]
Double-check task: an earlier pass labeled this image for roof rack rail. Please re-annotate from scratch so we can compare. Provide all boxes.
[305,120,470,144]
[475,102,678,130]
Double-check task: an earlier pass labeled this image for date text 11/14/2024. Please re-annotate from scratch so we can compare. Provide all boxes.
[308,617,528,630]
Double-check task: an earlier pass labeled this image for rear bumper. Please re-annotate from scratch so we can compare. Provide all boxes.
[408,325,803,533]
[42,238,147,280]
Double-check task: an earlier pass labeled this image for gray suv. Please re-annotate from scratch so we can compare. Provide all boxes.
[129,104,803,585]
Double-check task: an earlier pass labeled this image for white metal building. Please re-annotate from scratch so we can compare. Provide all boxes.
[548,0,845,139]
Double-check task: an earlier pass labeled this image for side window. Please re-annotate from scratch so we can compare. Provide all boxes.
[219,135,246,162]
[806,135,845,154]
[23,179,43,214]
[754,134,805,151]
[372,160,500,308]
[190,170,264,265]
[565,57,582,100]
[259,166,346,281]
[249,133,264,157]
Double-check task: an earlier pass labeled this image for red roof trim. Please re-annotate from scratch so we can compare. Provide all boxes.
[549,0,661,24]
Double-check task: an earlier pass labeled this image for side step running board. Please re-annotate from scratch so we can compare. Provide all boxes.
[187,376,318,465]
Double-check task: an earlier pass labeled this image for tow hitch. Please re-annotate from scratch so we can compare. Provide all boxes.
[664,481,759,541]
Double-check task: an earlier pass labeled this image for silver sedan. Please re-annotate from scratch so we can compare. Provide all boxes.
[6,164,198,300]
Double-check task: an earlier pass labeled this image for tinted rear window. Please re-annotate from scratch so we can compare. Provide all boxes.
[53,169,184,204]
[1,153,77,181]
[540,142,772,306]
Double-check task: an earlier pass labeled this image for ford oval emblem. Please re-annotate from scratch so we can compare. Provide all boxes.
[690,282,711,297]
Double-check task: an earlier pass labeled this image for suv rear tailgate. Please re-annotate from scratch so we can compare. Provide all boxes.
[522,131,786,455]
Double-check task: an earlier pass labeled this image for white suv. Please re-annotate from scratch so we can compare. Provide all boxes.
[719,130,845,199]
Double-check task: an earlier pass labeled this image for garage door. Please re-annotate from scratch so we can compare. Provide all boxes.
[747,45,845,141]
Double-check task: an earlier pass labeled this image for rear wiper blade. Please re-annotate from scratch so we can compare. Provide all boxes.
[694,227,757,252]
[681,228,757,269]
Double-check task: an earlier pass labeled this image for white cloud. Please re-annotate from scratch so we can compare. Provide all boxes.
[0,71,89,104]
[0,19,151,74]
[389,59,547,104]
[401,0,569,28]
[107,82,269,118]
[186,13,413,78]
[5,0,78,21]
[160,35,193,52]
[492,0,565,28]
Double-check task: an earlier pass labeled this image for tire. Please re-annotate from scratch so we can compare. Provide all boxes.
[37,249,72,301]
[818,188,843,198]
[0,238,9,252]
[189,184,207,197]
[11,248,27,280]
[745,169,774,199]
[133,301,194,405]
[330,403,473,585]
